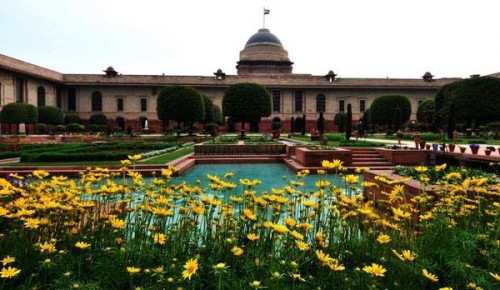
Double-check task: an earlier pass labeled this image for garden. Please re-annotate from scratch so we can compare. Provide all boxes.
[0,156,498,289]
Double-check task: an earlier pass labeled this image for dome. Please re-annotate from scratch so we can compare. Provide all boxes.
[245,29,283,48]
[237,28,293,75]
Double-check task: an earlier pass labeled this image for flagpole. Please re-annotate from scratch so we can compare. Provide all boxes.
[263,8,266,28]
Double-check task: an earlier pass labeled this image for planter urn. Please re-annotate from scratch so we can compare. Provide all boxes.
[448,144,455,152]
[419,141,426,149]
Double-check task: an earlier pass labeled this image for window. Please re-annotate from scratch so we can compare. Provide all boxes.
[15,77,25,103]
[117,97,124,112]
[272,90,280,113]
[316,94,326,113]
[359,99,366,112]
[91,91,102,112]
[294,90,303,112]
[140,97,148,112]
[37,86,46,107]
[68,88,76,111]
[338,99,345,113]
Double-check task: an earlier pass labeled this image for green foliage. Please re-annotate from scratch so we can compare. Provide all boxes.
[369,95,411,128]
[317,112,325,135]
[37,106,64,125]
[339,139,385,147]
[334,112,347,132]
[222,83,271,127]
[65,123,85,132]
[89,113,108,126]
[156,86,205,127]
[0,102,38,124]
[345,104,352,140]
[212,105,223,125]
[323,133,345,141]
[202,95,214,124]
[435,76,500,128]
[416,99,435,131]
[64,113,81,124]
[35,123,48,134]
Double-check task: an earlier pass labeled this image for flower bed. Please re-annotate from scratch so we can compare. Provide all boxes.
[0,157,498,289]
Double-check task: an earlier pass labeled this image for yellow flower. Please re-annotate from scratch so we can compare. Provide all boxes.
[355,167,370,173]
[402,250,416,261]
[435,163,447,171]
[438,288,453,290]
[422,269,438,282]
[489,272,500,282]
[24,218,41,229]
[224,172,234,178]
[271,223,288,234]
[376,234,391,244]
[126,267,141,275]
[231,246,244,256]
[182,258,198,280]
[214,263,227,270]
[110,218,126,229]
[247,233,259,242]
[291,230,304,240]
[32,169,49,179]
[243,208,257,221]
[363,263,386,277]
[75,241,91,250]
[315,250,333,266]
[343,174,359,184]
[415,166,427,173]
[250,280,261,288]
[328,260,345,271]
[39,242,57,253]
[1,256,15,266]
[128,154,142,161]
[295,240,310,251]
[153,233,166,245]
[1,266,21,279]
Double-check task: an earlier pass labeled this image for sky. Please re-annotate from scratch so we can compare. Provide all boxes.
[1,0,500,79]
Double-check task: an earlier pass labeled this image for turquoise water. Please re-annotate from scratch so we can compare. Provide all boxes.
[171,163,357,192]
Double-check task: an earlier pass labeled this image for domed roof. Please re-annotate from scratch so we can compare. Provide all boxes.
[245,28,283,48]
[237,28,293,75]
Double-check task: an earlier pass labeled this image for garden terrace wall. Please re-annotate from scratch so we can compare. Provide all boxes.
[194,144,286,155]
[362,169,436,207]
[293,147,352,167]
[375,148,428,165]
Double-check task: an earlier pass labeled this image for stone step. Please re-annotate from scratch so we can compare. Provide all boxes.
[352,161,393,166]
[352,157,388,162]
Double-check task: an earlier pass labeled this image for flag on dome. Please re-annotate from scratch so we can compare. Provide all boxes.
[264,8,270,15]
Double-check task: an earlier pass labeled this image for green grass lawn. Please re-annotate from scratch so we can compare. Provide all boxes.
[2,146,194,167]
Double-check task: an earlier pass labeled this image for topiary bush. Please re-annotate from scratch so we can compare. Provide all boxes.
[38,106,64,125]
[89,113,108,126]
[35,123,48,134]
[64,114,81,124]
[65,123,85,132]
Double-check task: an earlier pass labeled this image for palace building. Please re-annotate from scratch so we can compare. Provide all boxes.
[0,27,485,134]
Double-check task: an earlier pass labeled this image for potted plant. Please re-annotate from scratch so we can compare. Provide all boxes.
[419,140,426,149]
[485,146,496,156]
[469,143,480,154]
[204,123,218,137]
[459,146,466,153]
[425,144,431,150]
[432,143,439,151]
[448,143,456,152]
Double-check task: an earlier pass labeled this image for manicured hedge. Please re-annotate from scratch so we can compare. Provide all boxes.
[20,152,130,162]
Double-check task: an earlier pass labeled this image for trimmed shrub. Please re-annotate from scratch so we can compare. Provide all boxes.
[35,123,48,134]
[66,123,85,132]
[38,106,64,125]
[89,113,108,126]
[0,103,38,124]
[64,114,81,124]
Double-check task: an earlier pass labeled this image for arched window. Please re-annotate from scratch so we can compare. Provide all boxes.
[37,86,46,107]
[271,117,281,130]
[316,94,326,113]
[91,91,102,111]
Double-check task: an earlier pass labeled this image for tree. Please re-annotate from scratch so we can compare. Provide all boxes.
[334,112,346,132]
[447,103,456,139]
[345,104,352,140]
[222,83,271,132]
[435,76,500,129]
[0,103,38,134]
[416,99,435,131]
[392,107,402,132]
[202,95,215,124]
[156,86,205,135]
[369,94,411,130]
[317,112,325,135]
[38,106,64,126]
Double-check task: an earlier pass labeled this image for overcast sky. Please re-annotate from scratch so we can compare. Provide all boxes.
[1,0,499,79]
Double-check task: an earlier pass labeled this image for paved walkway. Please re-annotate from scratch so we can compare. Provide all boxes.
[362,137,500,156]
